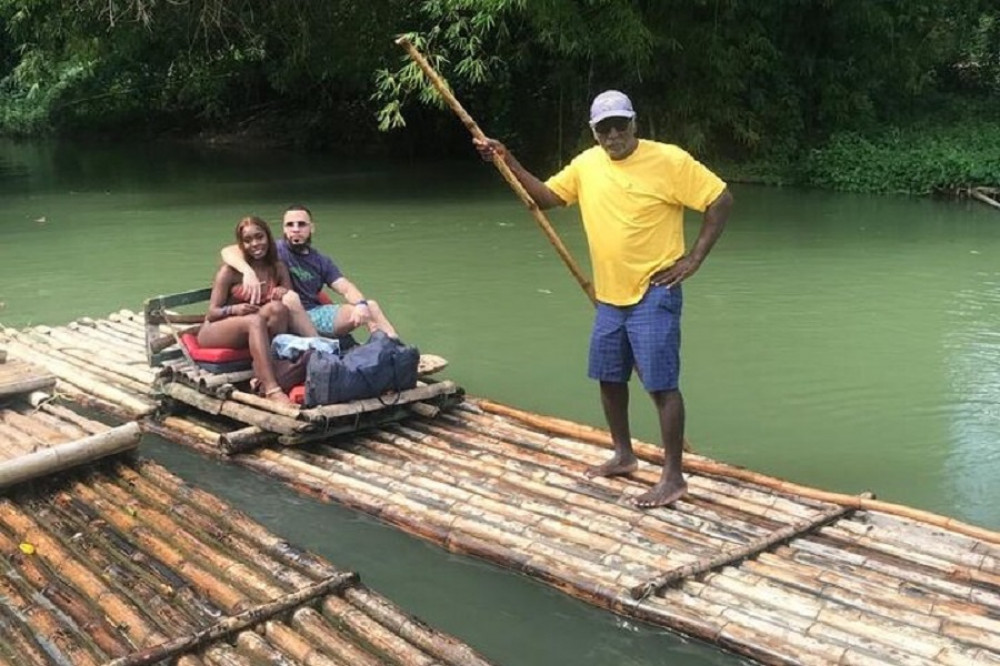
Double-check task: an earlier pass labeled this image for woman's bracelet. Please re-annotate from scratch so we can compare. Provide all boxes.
[222,305,231,318]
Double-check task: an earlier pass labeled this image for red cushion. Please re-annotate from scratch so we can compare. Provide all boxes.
[180,332,252,363]
[289,385,305,405]
[316,290,333,306]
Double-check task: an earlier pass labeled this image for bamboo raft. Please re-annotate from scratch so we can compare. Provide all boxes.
[0,356,493,665]
[144,288,463,450]
[2,312,1000,665]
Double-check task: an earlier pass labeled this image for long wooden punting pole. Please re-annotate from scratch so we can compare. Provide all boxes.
[0,422,140,489]
[476,399,1000,545]
[103,572,359,666]
[396,36,595,305]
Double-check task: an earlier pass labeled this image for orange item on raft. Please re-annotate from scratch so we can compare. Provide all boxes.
[180,332,252,364]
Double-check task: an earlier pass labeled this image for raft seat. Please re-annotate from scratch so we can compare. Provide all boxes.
[179,332,252,374]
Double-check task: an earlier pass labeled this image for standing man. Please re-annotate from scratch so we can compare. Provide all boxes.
[221,205,399,340]
[476,90,733,508]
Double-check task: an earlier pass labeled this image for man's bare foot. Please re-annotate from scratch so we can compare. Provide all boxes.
[629,478,688,509]
[584,453,639,478]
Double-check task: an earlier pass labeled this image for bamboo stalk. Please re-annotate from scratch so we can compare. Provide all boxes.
[228,389,302,419]
[103,572,358,666]
[36,326,156,383]
[131,460,345,582]
[218,426,278,454]
[258,620,343,666]
[476,399,1000,545]
[0,348,6,363]
[142,417,220,457]
[29,394,107,435]
[630,494,869,599]
[1,337,155,416]
[0,422,140,489]
[0,360,56,397]
[395,36,595,305]
[786,538,996,607]
[321,595,440,666]
[106,467,316,592]
[18,328,152,394]
[163,383,307,435]
[86,477,288,606]
[0,498,171,649]
[0,527,131,659]
[1,408,65,447]
[342,585,496,666]
[290,606,384,666]
[12,403,88,441]
[0,563,105,665]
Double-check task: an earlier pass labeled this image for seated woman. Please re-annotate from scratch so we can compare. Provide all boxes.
[197,216,294,404]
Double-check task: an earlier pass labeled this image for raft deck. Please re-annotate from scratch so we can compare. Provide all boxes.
[2,312,999,665]
[144,288,463,448]
[0,357,493,665]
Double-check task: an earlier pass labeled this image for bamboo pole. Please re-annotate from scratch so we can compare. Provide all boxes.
[0,360,56,397]
[29,393,107,435]
[289,606,384,666]
[395,36,595,305]
[17,328,152,394]
[228,389,302,419]
[103,572,358,666]
[132,460,344,582]
[0,528,131,659]
[342,586,496,666]
[218,426,278,454]
[630,493,869,599]
[476,399,1000,546]
[0,498,172,649]
[163,382,308,435]
[0,422,140,489]
[0,348,6,363]
[0,336,155,416]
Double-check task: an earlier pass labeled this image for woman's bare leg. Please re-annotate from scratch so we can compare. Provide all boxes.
[260,301,290,337]
[196,314,290,403]
[280,291,319,337]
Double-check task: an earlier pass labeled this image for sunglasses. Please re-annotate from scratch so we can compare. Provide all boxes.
[594,117,631,135]
[284,220,310,228]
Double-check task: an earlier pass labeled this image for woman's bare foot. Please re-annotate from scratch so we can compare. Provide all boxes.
[629,478,688,509]
[584,452,639,478]
[263,387,293,405]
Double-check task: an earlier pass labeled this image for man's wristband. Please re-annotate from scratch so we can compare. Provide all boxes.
[222,305,231,317]
[355,299,368,307]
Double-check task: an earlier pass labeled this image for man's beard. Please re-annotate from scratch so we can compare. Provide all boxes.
[286,236,312,253]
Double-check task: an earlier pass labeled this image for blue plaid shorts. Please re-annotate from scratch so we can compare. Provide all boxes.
[308,304,341,336]
[588,285,682,391]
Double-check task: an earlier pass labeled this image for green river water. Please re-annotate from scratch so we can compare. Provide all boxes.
[1,138,997,665]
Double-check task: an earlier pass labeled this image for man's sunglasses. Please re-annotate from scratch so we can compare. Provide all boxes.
[284,220,310,228]
[593,117,631,135]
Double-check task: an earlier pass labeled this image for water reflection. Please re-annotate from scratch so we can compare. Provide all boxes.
[944,277,1000,529]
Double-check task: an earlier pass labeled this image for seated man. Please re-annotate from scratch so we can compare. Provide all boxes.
[221,204,399,340]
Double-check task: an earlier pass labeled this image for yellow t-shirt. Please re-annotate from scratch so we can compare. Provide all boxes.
[545,140,726,306]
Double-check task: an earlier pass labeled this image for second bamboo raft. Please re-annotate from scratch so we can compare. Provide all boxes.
[0,356,494,666]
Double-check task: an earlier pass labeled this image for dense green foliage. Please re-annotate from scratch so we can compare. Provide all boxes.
[1,0,999,193]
